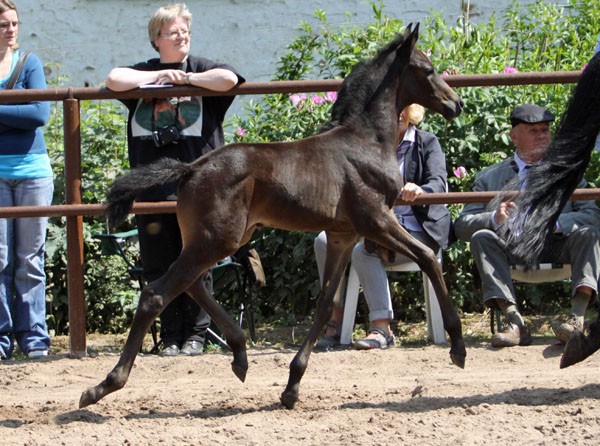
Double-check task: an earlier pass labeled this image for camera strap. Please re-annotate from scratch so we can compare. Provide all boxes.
[150,97,181,132]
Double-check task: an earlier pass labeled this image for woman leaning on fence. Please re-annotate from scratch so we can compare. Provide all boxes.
[0,0,53,360]
[106,3,244,357]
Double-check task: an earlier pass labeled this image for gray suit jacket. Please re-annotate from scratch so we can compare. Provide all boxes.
[455,156,600,241]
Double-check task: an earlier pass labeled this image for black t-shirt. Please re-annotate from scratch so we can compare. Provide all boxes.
[119,55,244,200]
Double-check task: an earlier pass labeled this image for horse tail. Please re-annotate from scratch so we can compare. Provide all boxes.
[105,157,194,228]
[497,52,600,267]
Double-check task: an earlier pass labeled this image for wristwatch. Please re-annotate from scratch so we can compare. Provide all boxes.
[185,74,191,84]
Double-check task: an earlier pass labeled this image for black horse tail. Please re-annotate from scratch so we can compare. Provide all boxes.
[497,52,600,267]
[105,157,194,228]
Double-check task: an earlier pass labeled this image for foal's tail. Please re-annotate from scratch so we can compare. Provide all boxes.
[497,52,600,267]
[105,157,194,228]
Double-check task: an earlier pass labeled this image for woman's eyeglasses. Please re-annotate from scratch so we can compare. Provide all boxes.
[159,29,191,40]
[0,21,20,31]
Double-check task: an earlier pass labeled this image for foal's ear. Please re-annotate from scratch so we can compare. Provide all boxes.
[397,22,419,59]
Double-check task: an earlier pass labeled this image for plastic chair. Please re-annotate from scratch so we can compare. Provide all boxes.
[490,263,571,333]
[339,254,446,345]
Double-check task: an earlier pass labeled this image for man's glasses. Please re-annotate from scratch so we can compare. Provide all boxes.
[159,29,191,40]
[0,21,20,31]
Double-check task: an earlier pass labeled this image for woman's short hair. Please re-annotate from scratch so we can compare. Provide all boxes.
[0,0,19,50]
[405,104,425,126]
[148,3,192,52]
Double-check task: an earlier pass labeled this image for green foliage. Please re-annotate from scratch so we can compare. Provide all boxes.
[226,0,600,322]
[41,0,600,333]
[44,99,137,334]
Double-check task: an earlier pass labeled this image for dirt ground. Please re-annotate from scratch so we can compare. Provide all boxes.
[1,315,600,446]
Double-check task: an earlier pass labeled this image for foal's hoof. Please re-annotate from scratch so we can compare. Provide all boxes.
[79,388,97,409]
[560,332,587,369]
[231,361,247,383]
[450,352,466,369]
[280,390,297,410]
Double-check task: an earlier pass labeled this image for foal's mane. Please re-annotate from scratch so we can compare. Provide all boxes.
[320,32,409,132]
[498,52,600,266]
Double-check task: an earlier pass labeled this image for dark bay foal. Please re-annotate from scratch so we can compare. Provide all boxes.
[80,24,465,410]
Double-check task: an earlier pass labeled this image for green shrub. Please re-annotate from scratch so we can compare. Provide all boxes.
[228,0,600,323]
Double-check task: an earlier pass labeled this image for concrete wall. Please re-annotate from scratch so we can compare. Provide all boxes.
[15,0,550,115]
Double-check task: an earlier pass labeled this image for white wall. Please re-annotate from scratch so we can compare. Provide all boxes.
[16,0,551,115]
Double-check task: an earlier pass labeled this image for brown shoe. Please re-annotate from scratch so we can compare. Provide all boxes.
[552,313,583,344]
[491,322,532,347]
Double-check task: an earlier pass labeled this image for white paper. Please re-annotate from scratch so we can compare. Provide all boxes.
[139,84,173,89]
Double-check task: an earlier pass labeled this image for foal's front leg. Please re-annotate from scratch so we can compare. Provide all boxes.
[360,213,466,368]
[280,232,356,409]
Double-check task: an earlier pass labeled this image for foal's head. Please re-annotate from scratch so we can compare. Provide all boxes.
[395,24,463,120]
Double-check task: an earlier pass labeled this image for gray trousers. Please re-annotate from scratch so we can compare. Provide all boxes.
[469,226,600,308]
[314,230,439,322]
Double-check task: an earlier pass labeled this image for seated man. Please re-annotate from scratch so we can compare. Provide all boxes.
[455,104,600,347]
[314,104,453,350]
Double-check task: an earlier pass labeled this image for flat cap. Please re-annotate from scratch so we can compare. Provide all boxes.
[510,104,555,127]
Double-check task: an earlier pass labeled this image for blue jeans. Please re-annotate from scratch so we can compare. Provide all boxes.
[0,177,53,358]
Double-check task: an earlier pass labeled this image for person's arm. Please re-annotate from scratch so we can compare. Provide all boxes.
[106,67,186,91]
[454,172,498,241]
[401,133,447,201]
[556,178,600,234]
[187,68,238,91]
[0,54,50,129]
[106,67,238,92]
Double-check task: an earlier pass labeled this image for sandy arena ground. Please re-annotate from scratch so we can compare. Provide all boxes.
[1,318,600,446]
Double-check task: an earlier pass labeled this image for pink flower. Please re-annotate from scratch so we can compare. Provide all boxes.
[236,127,247,137]
[311,94,325,105]
[325,91,338,102]
[426,49,432,58]
[583,63,589,70]
[453,166,467,179]
[290,94,302,106]
[290,93,307,108]
[503,66,517,74]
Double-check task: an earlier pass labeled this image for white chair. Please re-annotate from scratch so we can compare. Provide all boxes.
[490,263,571,332]
[339,255,446,345]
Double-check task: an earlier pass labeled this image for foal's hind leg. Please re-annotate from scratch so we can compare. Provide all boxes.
[359,213,466,368]
[79,250,210,408]
[280,232,356,409]
[185,277,248,382]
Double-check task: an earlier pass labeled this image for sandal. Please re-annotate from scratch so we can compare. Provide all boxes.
[315,321,341,351]
[354,327,395,350]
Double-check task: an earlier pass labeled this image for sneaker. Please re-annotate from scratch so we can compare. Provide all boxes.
[315,320,341,351]
[490,322,532,347]
[354,328,395,350]
[315,334,340,351]
[27,349,48,359]
[552,313,583,344]
[180,340,204,356]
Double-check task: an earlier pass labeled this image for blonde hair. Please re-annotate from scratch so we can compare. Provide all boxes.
[148,3,192,52]
[405,104,425,126]
[0,0,19,50]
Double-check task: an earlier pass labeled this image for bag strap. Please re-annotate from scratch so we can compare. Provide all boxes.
[4,51,31,90]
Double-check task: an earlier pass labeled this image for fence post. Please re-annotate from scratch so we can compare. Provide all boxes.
[64,92,86,358]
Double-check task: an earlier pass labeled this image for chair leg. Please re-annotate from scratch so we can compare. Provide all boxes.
[340,265,360,344]
[422,272,446,344]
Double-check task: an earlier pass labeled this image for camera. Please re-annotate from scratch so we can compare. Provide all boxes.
[152,125,182,148]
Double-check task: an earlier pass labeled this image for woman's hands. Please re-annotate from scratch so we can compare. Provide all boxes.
[400,182,424,202]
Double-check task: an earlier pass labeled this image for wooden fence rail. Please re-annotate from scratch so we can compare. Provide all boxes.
[0,69,592,357]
